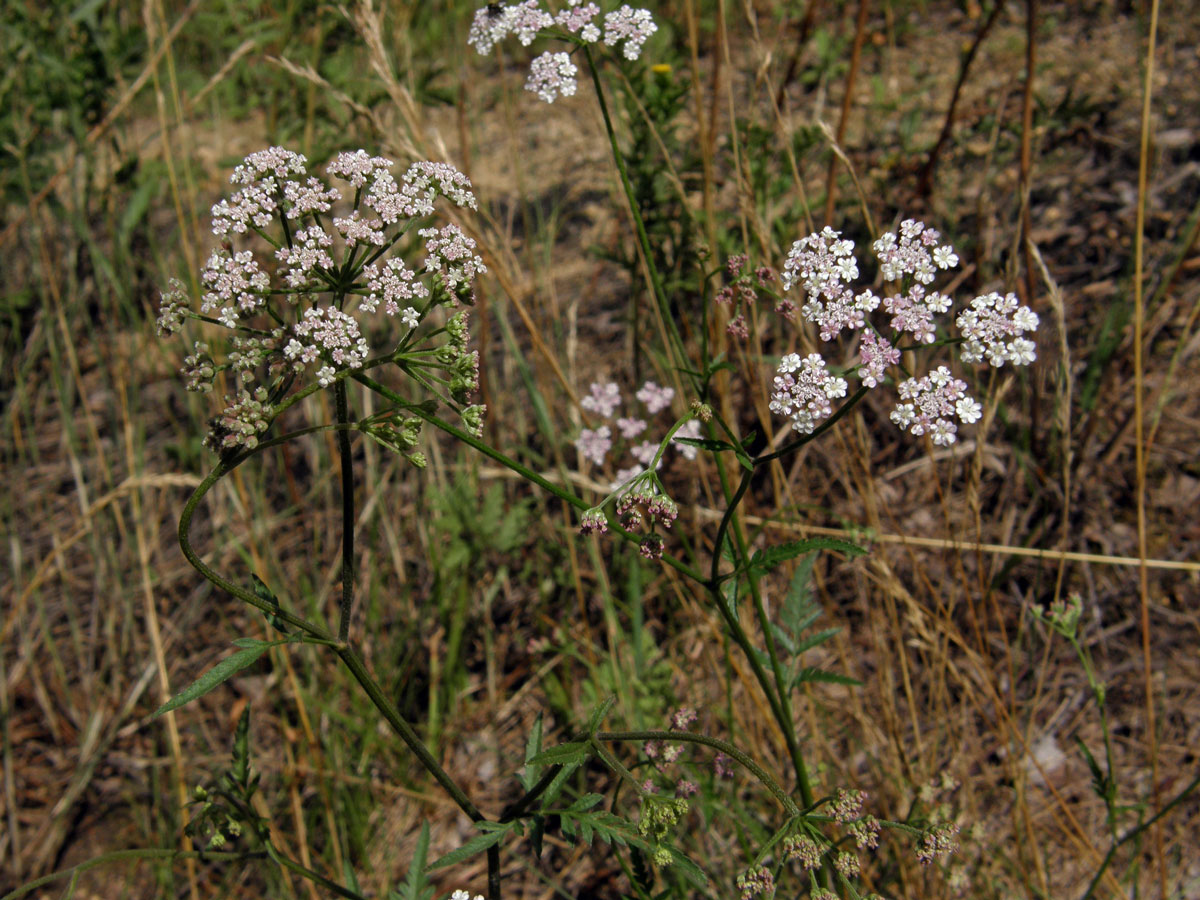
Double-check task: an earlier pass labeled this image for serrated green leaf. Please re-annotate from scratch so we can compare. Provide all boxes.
[720,577,739,623]
[253,573,291,634]
[521,713,544,790]
[792,667,862,688]
[790,627,841,657]
[659,843,709,887]
[540,760,581,809]
[152,642,274,718]
[566,793,605,813]
[527,742,589,767]
[768,622,799,655]
[587,695,616,735]
[749,537,865,576]
[427,823,512,872]
[531,815,544,859]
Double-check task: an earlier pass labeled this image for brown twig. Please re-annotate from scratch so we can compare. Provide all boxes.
[915,0,1007,201]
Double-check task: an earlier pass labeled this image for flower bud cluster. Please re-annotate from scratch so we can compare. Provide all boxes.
[206,386,271,453]
[468,1,657,104]
[637,794,689,848]
[736,865,774,900]
[158,146,487,455]
[771,219,1039,444]
[715,254,776,339]
[573,380,697,559]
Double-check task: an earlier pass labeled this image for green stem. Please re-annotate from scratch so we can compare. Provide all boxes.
[583,46,693,390]
[335,379,356,642]
[1078,770,1200,900]
[177,431,485,828]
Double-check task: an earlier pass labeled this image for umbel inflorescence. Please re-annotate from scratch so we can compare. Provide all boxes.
[158,147,487,457]
[765,220,1039,446]
[469,1,658,104]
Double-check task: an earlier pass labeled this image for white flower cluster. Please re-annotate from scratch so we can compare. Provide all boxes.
[468,1,658,104]
[956,291,1039,366]
[772,219,1038,444]
[768,353,848,435]
[159,146,487,454]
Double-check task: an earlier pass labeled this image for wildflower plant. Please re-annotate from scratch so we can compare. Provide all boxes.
[147,4,1053,900]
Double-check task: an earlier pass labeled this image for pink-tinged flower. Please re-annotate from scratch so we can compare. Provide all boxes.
[156,279,189,336]
[333,210,385,247]
[736,865,773,900]
[726,313,749,339]
[672,419,701,460]
[781,226,881,340]
[638,534,663,560]
[782,833,823,870]
[282,177,341,220]
[713,752,734,777]
[418,224,487,293]
[858,330,900,387]
[363,258,430,317]
[200,249,270,316]
[890,365,974,446]
[675,779,697,798]
[769,353,848,434]
[581,381,622,417]
[603,5,657,60]
[525,51,578,103]
[956,291,1039,367]
[230,146,308,185]
[575,425,612,465]
[293,306,371,369]
[276,225,334,289]
[635,380,674,414]
[616,416,646,439]
[326,149,392,187]
[782,226,857,295]
[831,787,866,823]
[211,182,278,235]
[873,218,954,285]
[916,822,960,864]
[368,161,477,224]
[670,707,697,730]
[630,440,658,466]
[850,815,881,849]
[555,1,601,41]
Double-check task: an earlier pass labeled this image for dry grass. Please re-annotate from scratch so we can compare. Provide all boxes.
[3,1,1199,899]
